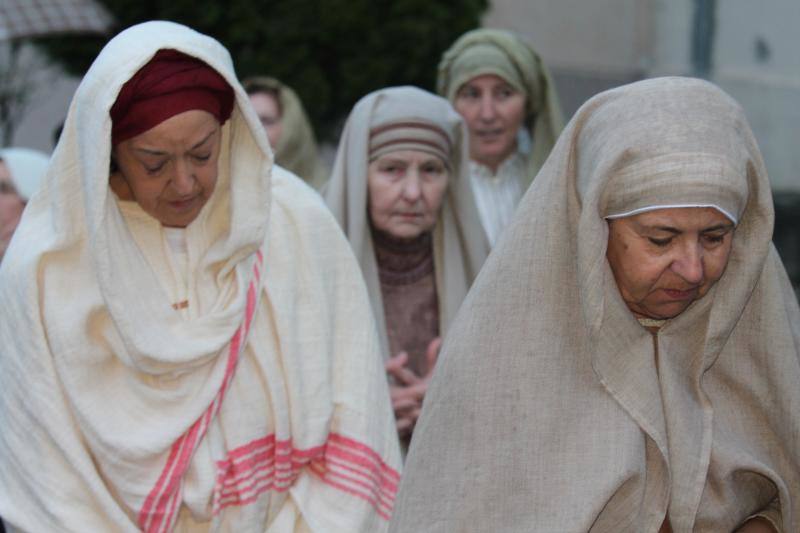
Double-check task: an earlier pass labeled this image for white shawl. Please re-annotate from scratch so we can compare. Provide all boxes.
[0,21,400,532]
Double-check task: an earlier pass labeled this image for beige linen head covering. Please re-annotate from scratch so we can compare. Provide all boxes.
[0,21,400,531]
[438,28,564,182]
[390,77,800,532]
[242,76,328,189]
[323,86,489,357]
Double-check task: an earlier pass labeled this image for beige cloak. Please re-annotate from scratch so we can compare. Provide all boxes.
[389,77,800,532]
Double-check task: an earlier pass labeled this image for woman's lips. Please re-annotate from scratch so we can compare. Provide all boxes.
[662,287,698,300]
[476,129,503,141]
[168,196,198,211]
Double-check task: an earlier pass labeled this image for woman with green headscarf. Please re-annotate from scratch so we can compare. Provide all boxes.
[438,28,564,246]
[243,76,328,190]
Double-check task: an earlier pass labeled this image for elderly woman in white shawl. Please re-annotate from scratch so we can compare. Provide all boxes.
[323,87,489,443]
[0,147,49,262]
[389,78,799,532]
[0,21,401,532]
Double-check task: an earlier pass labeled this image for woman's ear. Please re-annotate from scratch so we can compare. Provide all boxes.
[108,151,133,201]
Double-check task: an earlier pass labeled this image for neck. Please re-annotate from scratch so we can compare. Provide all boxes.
[371,226,434,285]
[371,227,432,251]
[473,146,517,175]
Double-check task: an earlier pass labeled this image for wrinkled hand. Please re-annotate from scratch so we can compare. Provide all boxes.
[385,337,441,438]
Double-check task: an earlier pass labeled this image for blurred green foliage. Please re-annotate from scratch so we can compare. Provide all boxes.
[34,0,487,140]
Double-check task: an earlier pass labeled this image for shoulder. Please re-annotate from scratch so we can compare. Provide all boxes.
[271,165,327,213]
[269,164,341,236]
[268,164,346,252]
[262,164,368,301]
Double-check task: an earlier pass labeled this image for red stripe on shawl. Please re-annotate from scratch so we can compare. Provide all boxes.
[137,252,264,533]
[308,462,393,520]
[313,458,395,515]
[324,453,397,505]
[212,434,399,520]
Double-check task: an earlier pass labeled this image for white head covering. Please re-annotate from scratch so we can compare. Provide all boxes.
[390,77,800,532]
[0,147,49,200]
[323,86,489,357]
[0,21,400,531]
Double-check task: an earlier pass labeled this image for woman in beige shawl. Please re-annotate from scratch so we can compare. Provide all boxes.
[0,21,400,532]
[323,86,489,441]
[389,77,799,532]
[242,76,328,190]
[438,28,564,246]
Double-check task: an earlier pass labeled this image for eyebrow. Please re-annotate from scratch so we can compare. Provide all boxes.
[646,222,735,234]
[701,223,735,232]
[133,129,217,157]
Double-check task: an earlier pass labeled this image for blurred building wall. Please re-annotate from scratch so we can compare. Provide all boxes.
[484,0,800,193]
[6,44,79,154]
[483,0,649,119]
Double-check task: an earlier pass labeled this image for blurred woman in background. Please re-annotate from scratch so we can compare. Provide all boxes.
[323,86,488,444]
[243,76,328,189]
[438,28,564,246]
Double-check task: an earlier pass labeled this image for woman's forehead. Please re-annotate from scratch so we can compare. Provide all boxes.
[373,150,446,164]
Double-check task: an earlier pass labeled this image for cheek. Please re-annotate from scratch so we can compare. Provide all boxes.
[454,102,479,127]
[423,179,448,214]
[503,99,527,130]
[0,197,24,225]
[704,245,733,284]
[629,259,669,294]
[198,166,219,196]
[267,124,283,146]
[367,180,395,222]
[609,245,665,298]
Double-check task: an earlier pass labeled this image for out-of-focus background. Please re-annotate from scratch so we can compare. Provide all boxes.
[2,0,798,292]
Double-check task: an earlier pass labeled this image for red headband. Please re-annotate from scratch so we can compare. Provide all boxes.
[110,49,234,146]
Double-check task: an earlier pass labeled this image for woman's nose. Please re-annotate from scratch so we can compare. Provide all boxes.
[478,95,497,122]
[401,170,422,201]
[671,243,704,285]
[171,160,195,195]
